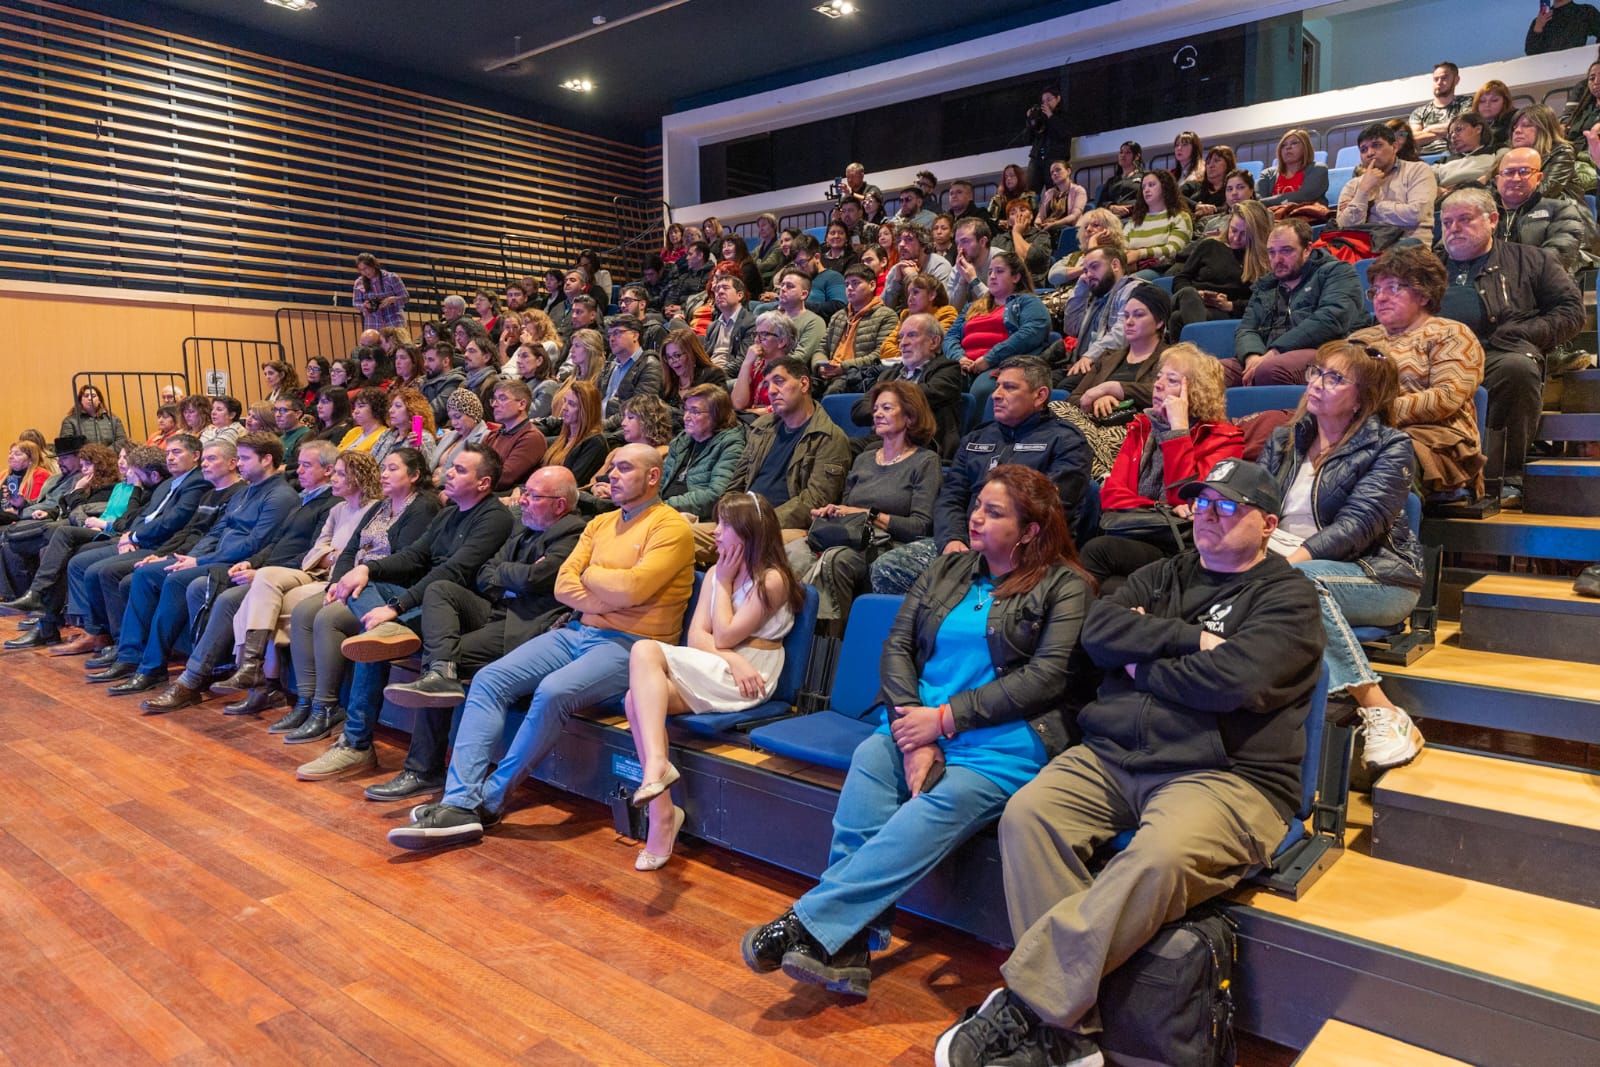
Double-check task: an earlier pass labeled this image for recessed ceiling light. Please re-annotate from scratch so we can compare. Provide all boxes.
[264,0,317,11]
[561,78,594,92]
[813,0,855,17]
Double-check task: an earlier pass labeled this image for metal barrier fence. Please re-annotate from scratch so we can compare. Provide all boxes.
[613,196,668,275]
[500,232,566,289]
[273,309,364,368]
[778,208,830,232]
[71,370,190,446]
[182,338,285,411]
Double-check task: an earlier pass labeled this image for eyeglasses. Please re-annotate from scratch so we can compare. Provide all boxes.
[1306,365,1351,387]
[1365,282,1415,301]
[1193,496,1242,516]
[1498,167,1537,179]
[521,493,567,502]
[753,330,782,340]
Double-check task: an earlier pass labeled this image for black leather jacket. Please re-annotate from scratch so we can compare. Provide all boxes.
[878,552,1099,758]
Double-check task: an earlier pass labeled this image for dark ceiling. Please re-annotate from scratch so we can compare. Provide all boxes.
[129,0,1110,141]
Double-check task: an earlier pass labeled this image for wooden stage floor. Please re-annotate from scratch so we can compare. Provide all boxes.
[0,626,1292,1065]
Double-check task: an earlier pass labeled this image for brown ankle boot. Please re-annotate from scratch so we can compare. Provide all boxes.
[211,630,271,695]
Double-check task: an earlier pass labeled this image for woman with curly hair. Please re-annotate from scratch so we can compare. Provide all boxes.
[1122,169,1193,275]
[261,360,302,405]
[373,386,438,465]
[589,394,676,500]
[338,387,390,453]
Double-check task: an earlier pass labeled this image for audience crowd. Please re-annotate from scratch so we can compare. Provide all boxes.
[11,51,1600,1066]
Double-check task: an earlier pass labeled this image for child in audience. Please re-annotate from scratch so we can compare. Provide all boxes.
[624,491,803,870]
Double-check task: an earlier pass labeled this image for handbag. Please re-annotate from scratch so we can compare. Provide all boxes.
[1097,504,1191,550]
[806,511,874,553]
[1099,907,1238,1067]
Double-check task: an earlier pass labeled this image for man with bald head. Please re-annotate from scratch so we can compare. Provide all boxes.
[358,328,383,350]
[354,466,589,800]
[389,443,696,848]
[1493,147,1600,274]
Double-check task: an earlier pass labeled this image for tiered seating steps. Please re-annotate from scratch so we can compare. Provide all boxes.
[1292,1019,1471,1066]
[1230,845,1600,1062]
[1458,574,1600,665]
[1522,459,1600,517]
[1371,747,1600,908]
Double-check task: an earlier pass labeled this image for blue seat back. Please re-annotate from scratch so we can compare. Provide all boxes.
[770,585,821,706]
[1150,275,1175,292]
[829,594,904,721]
[957,392,977,429]
[1238,160,1264,177]
[1325,166,1356,206]
[804,225,828,244]
[820,392,871,438]
[1225,384,1304,418]
[1353,257,1375,312]
[1313,150,1328,165]
[1334,145,1361,169]
[1178,319,1239,360]
[1054,226,1080,260]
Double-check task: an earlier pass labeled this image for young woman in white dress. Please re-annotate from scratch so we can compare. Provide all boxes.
[623,491,805,870]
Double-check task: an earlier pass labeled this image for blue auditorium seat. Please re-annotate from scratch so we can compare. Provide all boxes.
[1225,385,1304,418]
[676,585,821,737]
[1354,257,1375,312]
[1151,275,1175,293]
[747,594,904,770]
[820,392,871,438]
[1054,227,1080,260]
[1178,319,1239,360]
[1334,145,1361,168]
[1103,666,1340,897]
[1325,166,1356,206]
[1237,160,1264,177]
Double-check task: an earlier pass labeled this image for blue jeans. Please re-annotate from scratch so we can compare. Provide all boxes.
[118,563,208,672]
[442,623,641,813]
[1293,560,1419,696]
[792,730,1013,954]
[340,581,415,747]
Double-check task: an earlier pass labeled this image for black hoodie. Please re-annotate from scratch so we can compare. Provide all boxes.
[1077,550,1324,822]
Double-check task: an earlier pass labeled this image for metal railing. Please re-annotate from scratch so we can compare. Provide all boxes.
[182,338,284,410]
[612,195,669,275]
[71,371,190,446]
[500,232,565,287]
[778,208,830,233]
[273,309,364,367]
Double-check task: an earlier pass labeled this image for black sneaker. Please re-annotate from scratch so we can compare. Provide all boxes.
[934,987,1103,1067]
[780,929,871,998]
[363,769,445,802]
[386,803,483,850]
[740,910,815,974]
[383,669,466,708]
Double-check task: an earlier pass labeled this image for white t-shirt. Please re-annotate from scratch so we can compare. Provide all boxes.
[1268,459,1316,557]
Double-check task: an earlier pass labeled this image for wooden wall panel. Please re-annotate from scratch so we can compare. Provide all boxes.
[0,0,665,312]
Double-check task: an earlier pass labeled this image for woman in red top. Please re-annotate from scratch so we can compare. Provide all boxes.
[3,441,50,515]
[1078,342,1243,592]
[661,222,687,264]
[1257,128,1331,209]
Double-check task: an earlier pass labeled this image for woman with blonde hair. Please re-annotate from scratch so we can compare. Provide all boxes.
[209,446,383,714]
[1166,199,1272,341]
[1076,342,1241,591]
[1257,128,1330,207]
[1045,208,1125,287]
[543,379,608,485]
[3,440,50,513]
[1509,103,1587,202]
[542,328,607,432]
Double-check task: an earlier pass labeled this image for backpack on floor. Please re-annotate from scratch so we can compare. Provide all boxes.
[1097,907,1238,1067]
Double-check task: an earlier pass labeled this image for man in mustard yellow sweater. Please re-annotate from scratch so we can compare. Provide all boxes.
[390,443,696,849]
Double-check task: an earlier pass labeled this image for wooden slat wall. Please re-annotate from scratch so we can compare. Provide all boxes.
[0,0,663,311]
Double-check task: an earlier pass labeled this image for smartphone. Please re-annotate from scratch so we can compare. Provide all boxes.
[1541,0,1553,14]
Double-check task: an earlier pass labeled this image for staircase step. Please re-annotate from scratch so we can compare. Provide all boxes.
[1420,511,1600,561]
[1523,459,1600,517]
[1231,848,1600,1062]
[1293,1019,1471,1066]
[1372,747,1600,907]
[1561,368,1600,413]
[1537,411,1600,442]
[1458,574,1600,664]
[1381,622,1600,746]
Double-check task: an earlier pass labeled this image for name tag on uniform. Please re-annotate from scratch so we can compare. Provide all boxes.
[966,442,997,453]
[1012,442,1047,453]
[1529,210,1550,220]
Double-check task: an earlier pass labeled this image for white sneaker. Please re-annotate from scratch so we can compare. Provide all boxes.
[1358,706,1424,769]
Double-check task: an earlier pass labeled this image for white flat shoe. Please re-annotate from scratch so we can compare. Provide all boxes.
[635,805,686,871]
[631,762,680,808]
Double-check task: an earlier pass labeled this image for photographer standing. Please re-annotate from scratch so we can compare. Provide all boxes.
[1027,87,1073,195]
[352,252,409,331]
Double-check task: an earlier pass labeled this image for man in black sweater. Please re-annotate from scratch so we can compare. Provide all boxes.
[358,465,587,800]
[286,443,514,773]
[936,459,1324,1067]
[138,440,341,713]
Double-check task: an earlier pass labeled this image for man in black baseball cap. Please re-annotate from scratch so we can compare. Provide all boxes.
[936,455,1323,1067]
